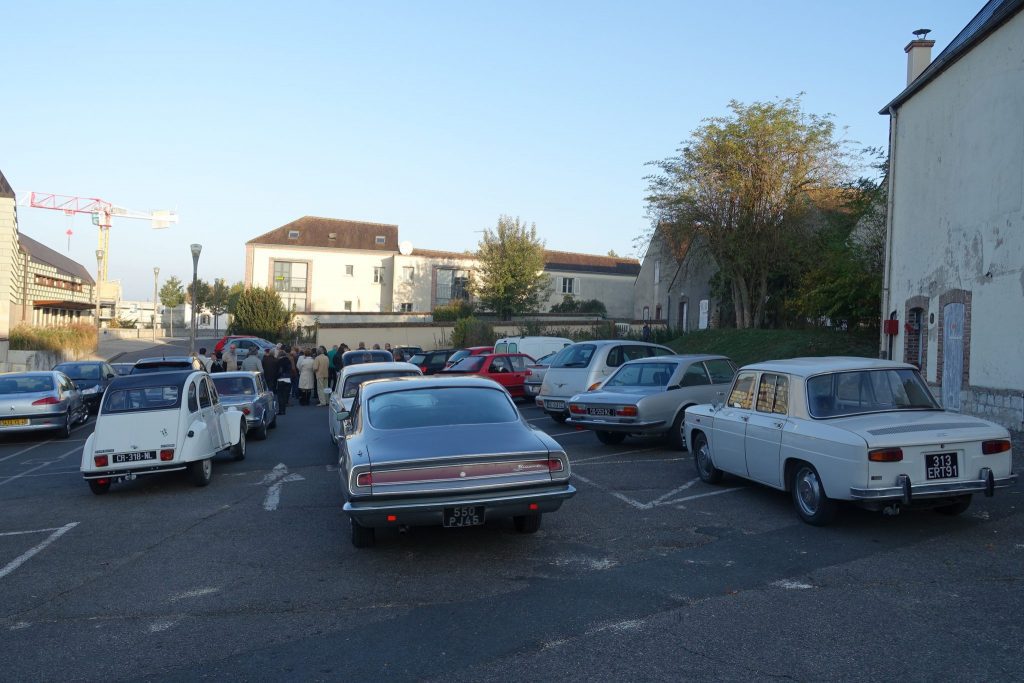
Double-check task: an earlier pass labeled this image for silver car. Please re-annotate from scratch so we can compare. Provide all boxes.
[537,340,675,423]
[0,371,89,439]
[337,375,576,548]
[209,371,278,439]
[566,355,736,449]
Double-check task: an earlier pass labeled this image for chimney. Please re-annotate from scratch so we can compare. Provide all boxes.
[905,28,935,85]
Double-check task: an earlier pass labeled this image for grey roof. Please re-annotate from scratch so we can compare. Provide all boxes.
[742,357,914,377]
[0,169,13,199]
[880,0,1024,112]
[17,232,95,285]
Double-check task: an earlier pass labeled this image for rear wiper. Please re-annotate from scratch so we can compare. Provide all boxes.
[562,362,589,368]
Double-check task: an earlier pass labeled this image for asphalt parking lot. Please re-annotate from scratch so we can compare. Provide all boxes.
[1,359,1022,681]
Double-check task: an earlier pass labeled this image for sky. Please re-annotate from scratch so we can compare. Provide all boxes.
[1,0,981,299]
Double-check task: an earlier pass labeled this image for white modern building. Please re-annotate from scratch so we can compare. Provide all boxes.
[879,0,1024,428]
[244,216,641,318]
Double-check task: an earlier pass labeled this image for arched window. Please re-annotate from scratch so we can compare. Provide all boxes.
[905,307,925,369]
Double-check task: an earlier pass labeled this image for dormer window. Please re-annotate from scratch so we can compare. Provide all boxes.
[287,230,300,239]
[375,235,386,245]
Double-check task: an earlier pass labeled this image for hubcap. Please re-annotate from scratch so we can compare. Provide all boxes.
[796,468,821,515]
[202,459,211,477]
[697,442,712,475]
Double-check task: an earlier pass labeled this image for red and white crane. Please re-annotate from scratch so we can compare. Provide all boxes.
[20,191,177,282]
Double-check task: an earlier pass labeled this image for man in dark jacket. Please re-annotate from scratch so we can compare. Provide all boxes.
[262,348,278,386]
[275,350,293,414]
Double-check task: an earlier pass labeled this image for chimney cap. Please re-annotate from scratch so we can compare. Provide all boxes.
[912,28,932,39]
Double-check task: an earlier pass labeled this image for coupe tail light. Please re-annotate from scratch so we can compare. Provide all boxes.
[616,406,638,417]
[569,404,586,415]
[386,514,397,522]
[420,366,428,373]
[241,407,251,415]
[94,455,108,467]
[356,472,373,487]
[869,447,903,462]
[32,396,60,406]
[547,458,564,472]
[525,369,532,376]
[982,440,1011,455]
[587,382,603,391]
[529,503,539,511]
[160,449,174,461]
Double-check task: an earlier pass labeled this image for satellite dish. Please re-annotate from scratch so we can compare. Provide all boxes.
[399,240,413,255]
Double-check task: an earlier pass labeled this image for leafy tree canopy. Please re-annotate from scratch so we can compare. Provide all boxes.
[472,215,549,319]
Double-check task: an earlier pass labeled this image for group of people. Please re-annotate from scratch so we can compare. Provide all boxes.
[197,341,400,416]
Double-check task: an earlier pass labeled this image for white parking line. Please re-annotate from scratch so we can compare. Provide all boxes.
[664,487,745,505]
[550,430,591,438]
[0,445,82,487]
[0,522,79,580]
[574,458,688,467]
[0,425,92,464]
[572,447,659,464]
[525,417,550,423]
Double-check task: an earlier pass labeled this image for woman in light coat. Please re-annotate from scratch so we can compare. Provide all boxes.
[313,346,330,406]
[296,349,315,405]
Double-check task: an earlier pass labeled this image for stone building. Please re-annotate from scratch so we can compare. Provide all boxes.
[879,0,1024,428]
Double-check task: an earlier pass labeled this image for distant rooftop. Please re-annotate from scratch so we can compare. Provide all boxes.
[18,232,95,285]
[0,169,14,200]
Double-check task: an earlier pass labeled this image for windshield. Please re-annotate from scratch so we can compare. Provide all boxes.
[54,363,102,380]
[211,376,256,396]
[102,386,182,413]
[550,344,596,369]
[368,387,518,429]
[533,352,555,366]
[408,354,426,365]
[0,375,55,394]
[605,362,678,388]
[343,371,419,398]
[447,356,485,372]
[447,350,470,365]
[806,369,940,418]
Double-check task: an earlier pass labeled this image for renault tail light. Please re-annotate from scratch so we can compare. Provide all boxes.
[982,440,1011,455]
[868,448,903,462]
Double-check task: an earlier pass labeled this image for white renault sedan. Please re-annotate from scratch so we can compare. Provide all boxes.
[684,357,1017,525]
[80,370,246,495]
[327,362,422,444]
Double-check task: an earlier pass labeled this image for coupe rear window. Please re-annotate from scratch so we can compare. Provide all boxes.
[550,344,596,369]
[408,354,426,365]
[604,362,678,387]
[131,362,193,374]
[806,369,940,418]
[54,363,102,380]
[447,356,485,372]
[102,386,182,413]
[211,377,256,396]
[343,371,419,398]
[367,387,518,429]
[0,376,55,394]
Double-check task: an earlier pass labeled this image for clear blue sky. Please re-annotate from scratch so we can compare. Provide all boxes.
[2,1,979,299]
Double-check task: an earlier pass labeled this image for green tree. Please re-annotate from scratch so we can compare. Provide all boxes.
[226,281,246,315]
[472,215,549,319]
[206,278,231,337]
[450,316,496,348]
[646,95,849,328]
[186,279,212,331]
[158,276,186,338]
[229,287,293,341]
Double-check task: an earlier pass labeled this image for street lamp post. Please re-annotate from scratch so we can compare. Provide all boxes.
[189,244,202,355]
[94,249,104,331]
[152,267,160,342]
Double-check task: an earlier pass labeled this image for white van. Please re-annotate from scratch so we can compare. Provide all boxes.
[493,336,573,361]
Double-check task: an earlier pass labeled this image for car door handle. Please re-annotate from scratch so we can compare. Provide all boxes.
[740,415,749,422]
[773,422,784,429]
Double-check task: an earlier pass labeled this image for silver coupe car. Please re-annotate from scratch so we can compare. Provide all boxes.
[567,354,736,449]
[210,371,278,439]
[0,371,89,439]
[336,375,576,548]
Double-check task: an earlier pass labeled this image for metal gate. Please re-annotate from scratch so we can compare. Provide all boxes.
[942,302,964,411]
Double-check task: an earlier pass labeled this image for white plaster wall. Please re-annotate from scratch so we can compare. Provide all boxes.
[543,270,634,319]
[888,10,1024,391]
[250,245,395,313]
[392,253,478,311]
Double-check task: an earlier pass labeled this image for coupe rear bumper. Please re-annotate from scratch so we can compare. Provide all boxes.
[850,468,1017,502]
[567,417,666,433]
[344,483,576,528]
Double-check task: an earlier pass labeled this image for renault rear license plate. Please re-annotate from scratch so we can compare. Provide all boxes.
[443,505,484,527]
[113,451,157,464]
[545,400,565,410]
[588,407,614,416]
[925,452,958,480]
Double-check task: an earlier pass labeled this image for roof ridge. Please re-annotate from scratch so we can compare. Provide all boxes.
[299,215,399,228]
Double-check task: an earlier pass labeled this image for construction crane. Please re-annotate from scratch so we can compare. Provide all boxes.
[20,192,178,282]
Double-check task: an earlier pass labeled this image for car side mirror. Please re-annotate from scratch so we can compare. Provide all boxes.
[714,391,725,410]
[336,410,349,421]
[106,373,115,379]
[666,384,681,391]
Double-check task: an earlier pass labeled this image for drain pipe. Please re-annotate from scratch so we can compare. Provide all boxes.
[881,105,899,359]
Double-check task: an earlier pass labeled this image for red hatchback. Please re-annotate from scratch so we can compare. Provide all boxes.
[442,353,535,398]
[214,335,258,354]
[444,346,493,369]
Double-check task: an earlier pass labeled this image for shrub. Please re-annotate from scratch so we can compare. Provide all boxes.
[450,316,496,348]
[432,299,475,322]
[8,323,97,355]
[228,287,293,341]
[549,295,607,317]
